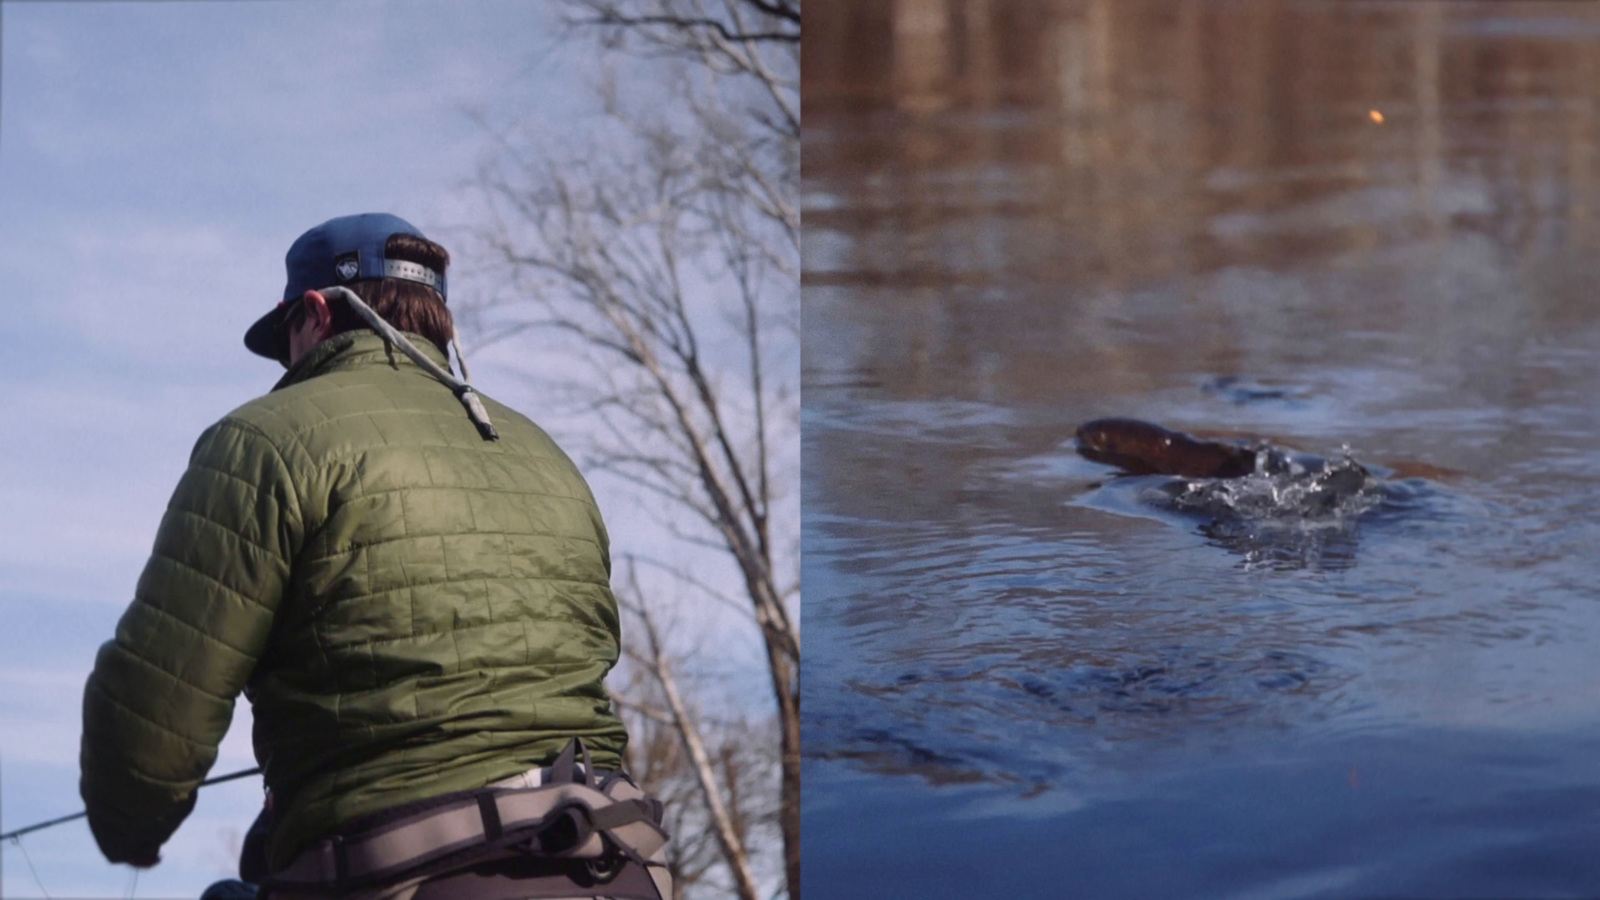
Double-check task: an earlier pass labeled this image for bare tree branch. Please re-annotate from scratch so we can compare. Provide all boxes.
[624,568,761,900]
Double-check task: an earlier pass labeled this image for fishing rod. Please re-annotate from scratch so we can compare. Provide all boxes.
[0,766,261,843]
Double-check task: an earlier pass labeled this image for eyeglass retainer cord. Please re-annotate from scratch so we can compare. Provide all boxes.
[317,285,499,441]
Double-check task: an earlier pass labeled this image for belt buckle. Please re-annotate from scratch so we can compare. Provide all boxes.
[582,854,623,885]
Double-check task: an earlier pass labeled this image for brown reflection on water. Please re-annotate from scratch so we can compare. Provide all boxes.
[804,0,1600,412]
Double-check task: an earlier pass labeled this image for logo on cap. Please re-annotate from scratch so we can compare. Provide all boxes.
[335,253,360,282]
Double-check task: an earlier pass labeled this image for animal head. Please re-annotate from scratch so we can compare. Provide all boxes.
[1075,417,1255,478]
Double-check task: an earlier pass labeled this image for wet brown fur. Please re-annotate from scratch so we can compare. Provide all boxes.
[1076,418,1257,478]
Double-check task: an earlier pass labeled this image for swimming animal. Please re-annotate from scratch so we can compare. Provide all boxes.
[1075,418,1260,479]
[1077,417,1383,524]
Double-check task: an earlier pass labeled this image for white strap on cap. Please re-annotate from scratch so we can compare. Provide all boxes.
[382,259,443,290]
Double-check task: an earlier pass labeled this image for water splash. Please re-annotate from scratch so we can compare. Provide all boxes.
[1131,447,1389,571]
[1156,447,1384,521]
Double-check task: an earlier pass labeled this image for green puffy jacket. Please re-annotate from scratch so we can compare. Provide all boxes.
[80,331,628,870]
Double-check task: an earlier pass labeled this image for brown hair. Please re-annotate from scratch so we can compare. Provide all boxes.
[328,233,454,354]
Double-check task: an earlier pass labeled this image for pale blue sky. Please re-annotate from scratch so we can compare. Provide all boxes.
[0,2,751,896]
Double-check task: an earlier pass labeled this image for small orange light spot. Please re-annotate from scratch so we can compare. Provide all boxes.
[1369,110,1385,124]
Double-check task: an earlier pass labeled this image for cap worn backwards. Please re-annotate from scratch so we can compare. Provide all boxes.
[243,212,448,361]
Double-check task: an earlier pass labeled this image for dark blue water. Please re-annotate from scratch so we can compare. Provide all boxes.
[803,1,1600,896]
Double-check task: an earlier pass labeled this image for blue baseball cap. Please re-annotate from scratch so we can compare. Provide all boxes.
[244,213,447,360]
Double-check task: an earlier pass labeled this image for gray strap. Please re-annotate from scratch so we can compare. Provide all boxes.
[381,259,443,290]
[450,335,475,384]
[317,285,499,441]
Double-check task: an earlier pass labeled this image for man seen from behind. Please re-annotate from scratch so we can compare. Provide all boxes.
[79,213,670,900]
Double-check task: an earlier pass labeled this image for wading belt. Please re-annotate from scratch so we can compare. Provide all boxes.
[267,739,670,898]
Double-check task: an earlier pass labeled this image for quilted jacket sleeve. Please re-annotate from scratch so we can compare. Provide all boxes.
[80,417,303,864]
